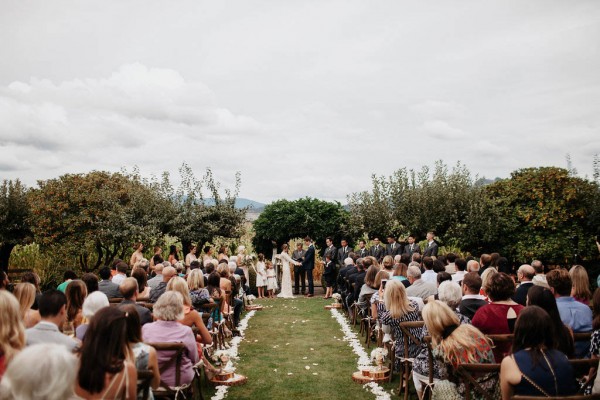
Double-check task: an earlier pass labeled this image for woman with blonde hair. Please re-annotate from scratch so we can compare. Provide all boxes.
[12,282,41,328]
[166,277,212,346]
[570,265,592,304]
[423,300,496,399]
[0,291,25,379]
[188,269,212,308]
[382,255,394,270]
[217,263,232,292]
[479,267,498,301]
[376,279,422,371]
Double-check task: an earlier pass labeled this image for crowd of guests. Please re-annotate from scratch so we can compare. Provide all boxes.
[334,238,599,399]
[0,243,250,399]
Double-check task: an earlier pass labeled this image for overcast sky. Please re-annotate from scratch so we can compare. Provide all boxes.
[1,1,599,203]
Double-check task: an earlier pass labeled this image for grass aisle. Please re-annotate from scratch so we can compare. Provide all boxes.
[224,297,374,400]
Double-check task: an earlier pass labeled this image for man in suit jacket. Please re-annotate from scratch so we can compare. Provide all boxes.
[337,239,351,269]
[512,264,535,306]
[302,237,316,297]
[386,235,403,258]
[98,266,122,299]
[402,235,421,259]
[422,231,439,257]
[355,240,369,259]
[369,238,385,262]
[324,237,337,265]
[292,242,306,295]
[118,278,153,325]
[459,272,488,320]
[26,289,79,351]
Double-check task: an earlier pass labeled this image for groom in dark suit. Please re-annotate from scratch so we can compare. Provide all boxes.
[423,231,439,257]
[302,236,315,297]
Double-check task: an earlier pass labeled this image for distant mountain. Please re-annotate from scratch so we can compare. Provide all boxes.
[204,198,266,210]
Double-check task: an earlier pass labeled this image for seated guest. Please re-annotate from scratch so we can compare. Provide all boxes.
[131,268,151,299]
[57,270,77,293]
[112,262,129,286]
[547,268,592,358]
[147,262,164,290]
[149,266,176,303]
[426,272,452,303]
[418,300,495,399]
[472,272,524,362]
[166,277,212,346]
[0,343,78,400]
[65,279,88,330]
[531,259,549,288]
[347,260,366,306]
[122,305,161,393]
[500,306,578,398]
[376,279,422,371]
[76,291,109,340]
[569,265,592,305]
[584,288,600,394]
[12,282,41,328]
[405,265,437,300]
[118,278,153,325]
[459,272,487,320]
[217,263,233,292]
[356,265,379,315]
[76,307,137,399]
[98,266,122,299]
[81,273,99,294]
[512,264,535,306]
[467,260,480,274]
[26,289,78,351]
[526,285,574,357]
[444,252,457,274]
[392,262,409,287]
[142,291,199,388]
[452,258,467,284]
[187,268,212,309]
[479,267,498,301]
[421,257,437,284]
[0,291,25,379]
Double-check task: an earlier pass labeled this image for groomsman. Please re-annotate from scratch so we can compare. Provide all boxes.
[356,240,369,258]
[423,231,439,257]
[292,242,306,295]
[403,235,421,258]
[370,237,385,262]
[337,239,351,268]
[324,237,337,264]
[386,235,403,258]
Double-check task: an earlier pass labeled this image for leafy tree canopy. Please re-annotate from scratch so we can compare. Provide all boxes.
[0,180,32,272]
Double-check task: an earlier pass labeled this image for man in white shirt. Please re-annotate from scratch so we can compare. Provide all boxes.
[111,262,128,286]
[531,259,549,288]
[452,258,467,284]
[421,257,437,284]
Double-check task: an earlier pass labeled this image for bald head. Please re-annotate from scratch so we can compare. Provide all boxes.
[162,266,177,282]
[531,260,544,274]
[518,264,535,281]
[154,263,164,274]
[467,260,480,273]
[120,277,139,299]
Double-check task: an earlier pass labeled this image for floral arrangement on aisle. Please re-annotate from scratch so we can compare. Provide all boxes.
[370,347,388,370]
[246,294,256,305]
[331,293,342,304]
[211,350,236,373]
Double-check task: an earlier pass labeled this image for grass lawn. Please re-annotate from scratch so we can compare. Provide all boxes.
[202,297,405,400]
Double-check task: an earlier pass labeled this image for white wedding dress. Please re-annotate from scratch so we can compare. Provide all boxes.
[276,252,297,298]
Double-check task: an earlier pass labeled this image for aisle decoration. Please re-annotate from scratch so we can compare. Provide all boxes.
[330,308,392,400]
[324,293,343,309]
[209,310,256,398]
[245,295,264,311]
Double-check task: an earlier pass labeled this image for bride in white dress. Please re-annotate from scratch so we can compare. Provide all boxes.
[276,244,300,298]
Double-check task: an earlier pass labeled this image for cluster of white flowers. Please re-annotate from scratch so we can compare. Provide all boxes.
[210,310,257,400]
[330,308,392,400]
[331,293,342,301]
[370,347,388,362]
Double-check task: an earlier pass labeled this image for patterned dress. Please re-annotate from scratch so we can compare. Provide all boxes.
[132,342,154,400]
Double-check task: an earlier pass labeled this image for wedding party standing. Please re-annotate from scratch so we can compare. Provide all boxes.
[276,244,301,298]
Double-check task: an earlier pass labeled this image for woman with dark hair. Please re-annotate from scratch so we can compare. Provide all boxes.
[81,273,99,294]
[131,268,151,299]
[526,285,574,357]
[583,288,600,393]
[472,272,524,362]
[207,272,225,327]
[76,307,137,399]
[122,305,160,395]
[167,245,180,265]
[217,245,229,262]
[500,306,578,399]
[497,257,511,275]
[65,279,88,330]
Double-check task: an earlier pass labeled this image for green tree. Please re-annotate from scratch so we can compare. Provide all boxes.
[252,198,349,255]
[28,171,168,271]
[484,167,600,263]
[0,180,32,273]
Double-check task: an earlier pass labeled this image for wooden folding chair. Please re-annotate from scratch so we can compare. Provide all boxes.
[398,321,425,400]
[136,369,154,400]
[359,293,375,340]
[147,342,197,399]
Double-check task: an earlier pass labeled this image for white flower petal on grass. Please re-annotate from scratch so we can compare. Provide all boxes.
[302,357,308,360]
[287,372,293,376]
[313,372,318,375]
[312,363,318,366]
[310,348,314,351]
[305,366,310,370]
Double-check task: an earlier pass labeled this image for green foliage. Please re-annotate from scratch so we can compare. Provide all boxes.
[0,180,32,272]
[252,198,349,255]
[28,171,168,271]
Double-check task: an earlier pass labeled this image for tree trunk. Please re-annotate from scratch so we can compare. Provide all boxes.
[0,243,16,274]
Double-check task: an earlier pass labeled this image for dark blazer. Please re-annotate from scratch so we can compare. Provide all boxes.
[403,243,421,258]
[323,261,335,277]
[324,245,337,264]
[512,282,534,306]
[98,280,122,299]
[337,246,351,267]
[119,299,153,325]
[423,241,439,257]
[292,249,305,262]
[302,245,315,271]
[356,247,369,259]
[459,298,487,320]
[386,242,403,257]
[370,245,385,261]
